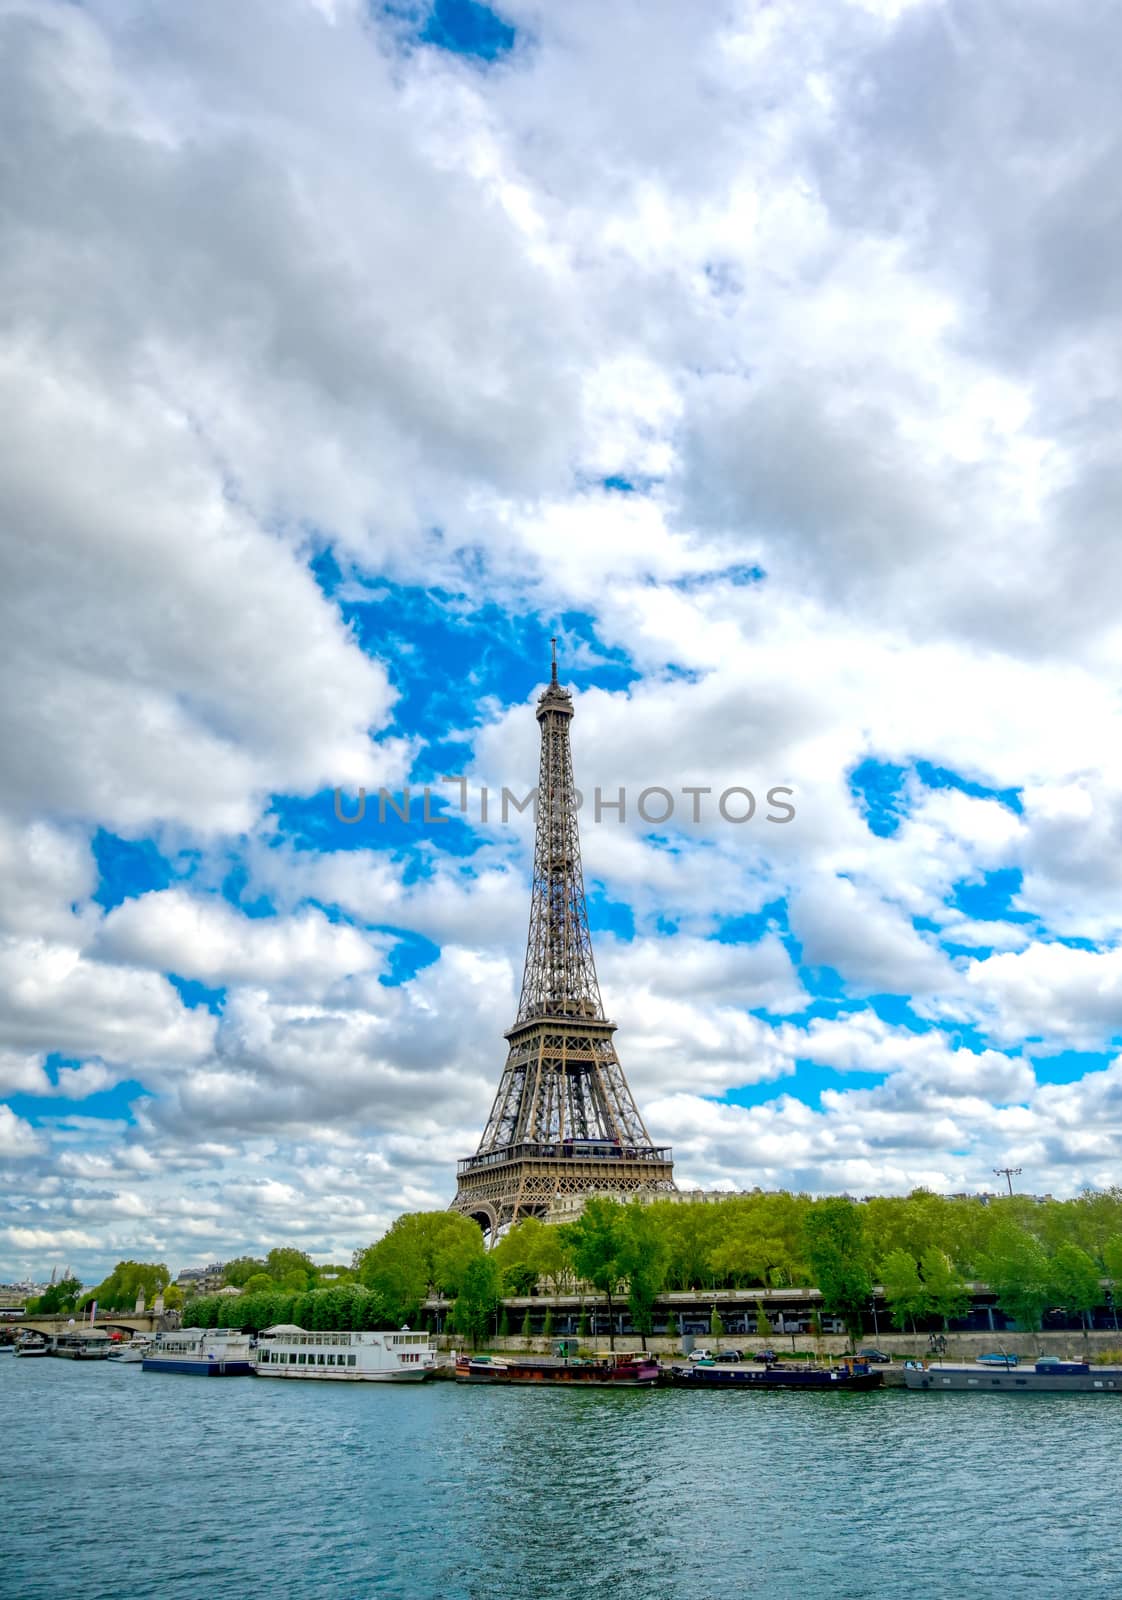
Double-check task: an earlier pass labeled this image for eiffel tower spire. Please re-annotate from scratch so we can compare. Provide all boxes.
[453,648,675,1235]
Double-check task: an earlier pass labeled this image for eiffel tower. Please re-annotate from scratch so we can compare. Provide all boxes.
[453,645,675,1234]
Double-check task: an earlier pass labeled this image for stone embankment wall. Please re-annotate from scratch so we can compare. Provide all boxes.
[441,1329,1122,1361]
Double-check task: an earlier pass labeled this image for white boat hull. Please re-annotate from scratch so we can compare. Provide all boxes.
[254,1365,432,1383]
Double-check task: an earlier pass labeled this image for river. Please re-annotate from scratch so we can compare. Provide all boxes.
[1,1353,1116,1599]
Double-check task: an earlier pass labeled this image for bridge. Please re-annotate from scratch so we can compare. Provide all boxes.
[15,1312,171,1339]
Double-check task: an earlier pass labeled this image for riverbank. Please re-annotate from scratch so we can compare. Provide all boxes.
[443,1328,1122,1363]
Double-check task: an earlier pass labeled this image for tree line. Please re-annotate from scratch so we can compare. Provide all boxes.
[175,1187,1122,1346]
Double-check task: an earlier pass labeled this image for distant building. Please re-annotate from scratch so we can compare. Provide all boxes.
[174,1262,226,1296]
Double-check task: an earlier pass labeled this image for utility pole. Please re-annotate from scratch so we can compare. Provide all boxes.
[993,1166,1022,1197]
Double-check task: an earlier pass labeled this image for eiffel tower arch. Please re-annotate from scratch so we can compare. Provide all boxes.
[453,645,676,1235]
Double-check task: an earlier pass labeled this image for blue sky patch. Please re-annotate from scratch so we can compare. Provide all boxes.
[421,0,515,60]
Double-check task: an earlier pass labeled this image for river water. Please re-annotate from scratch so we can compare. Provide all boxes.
[1,1354,1116,1599]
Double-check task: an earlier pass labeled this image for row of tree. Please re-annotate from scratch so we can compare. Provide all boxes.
[178,1187,1122,1346]
[188,1282,392,1332]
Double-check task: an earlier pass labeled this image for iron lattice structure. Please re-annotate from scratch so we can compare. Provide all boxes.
[453,649,675,1234]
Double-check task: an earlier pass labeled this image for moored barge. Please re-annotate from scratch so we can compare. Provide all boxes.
[905,1357,1122,1394]
[455,1351,660,1387]
[667,1356,882,1391]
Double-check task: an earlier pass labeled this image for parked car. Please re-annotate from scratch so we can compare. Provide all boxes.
[857,1348,892,1364]
[752,1349,779,1364]
[714,1350,743,1363]
[687,1347,714,1363]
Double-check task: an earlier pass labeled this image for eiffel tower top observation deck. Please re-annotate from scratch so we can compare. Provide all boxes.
[452,644,675,1234]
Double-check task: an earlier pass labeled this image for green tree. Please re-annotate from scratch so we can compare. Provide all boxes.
[81,1261,170,1313]
[577,1307,590,1338]
[618,1201,669,1351]
[755,1301,773,1339]
[978,1226,1052,1332]
[452,1257,504,1350]
[520,1309,532,1343]
[879,1248,928,1333]
[709,1306,725,1339]
[498,1306,510,1338]
[265,1247,317,1287]
[1049,1243,1102,1331]
[28,1277,83,1315]
[1103,1234,1122,1326]
[804,1199,872,1347]
[561,1198,629,1351]
[665,1311,679,1339]
[223,1256,267,1288]
[542,1308,554,1339]
[356,1212,484,1324]
[919,1248,970,1329]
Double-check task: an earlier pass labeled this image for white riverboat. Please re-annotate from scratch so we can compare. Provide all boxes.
[142,1328,255,1376]
[107,1336,153,1364]
[254,1324,438,1382]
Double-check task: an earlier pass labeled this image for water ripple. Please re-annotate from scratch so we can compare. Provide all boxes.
[2,1361,1118,1600]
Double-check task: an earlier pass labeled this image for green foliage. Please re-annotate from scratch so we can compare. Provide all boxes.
[542,1308,554,1338]
[27,1277,83,1315]
[223,1256,267,1288]
[879,1248,927,1332]
[755,1301,772,1339]
[80,1261,169,1313]
[493,1217,570,1296]
[520,1309,532,1342]
[1049,1243,1102,1329]
[265,1248,317,1288]
[709,1307,725,1338]
[355,1212,484,1325]
[618,1201,669,1350]
[450,1257,503,1349]
[560,1197,629,1350]
[577,1308,590,1338]
[978,1226,1052,1332]
[665,1311,679,1338]
[919,1248,970,1329]
[499,1306,510,1338]
[242,1273,273,1295]
[184,1283,392,1335]
[804,1199,872,1345]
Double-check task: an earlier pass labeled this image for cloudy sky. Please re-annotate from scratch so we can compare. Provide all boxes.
[3,0,1122,1283]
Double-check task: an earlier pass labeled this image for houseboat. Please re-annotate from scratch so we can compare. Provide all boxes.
[13,1334,49,1358]
[667,1355,883,1391]
[142,1328,255,1376]
[454,1350,661,1387]
[254,1325,438,1382]
[905,1357,1122,1394]
[49,1332,113,1360]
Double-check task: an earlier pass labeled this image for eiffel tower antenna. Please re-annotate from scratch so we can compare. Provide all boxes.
[453,646,675,1234]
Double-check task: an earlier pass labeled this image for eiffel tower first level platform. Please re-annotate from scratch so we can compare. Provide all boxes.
[453,644,675,1234]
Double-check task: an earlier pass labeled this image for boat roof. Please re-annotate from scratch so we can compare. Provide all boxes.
[261,1324,307,1336]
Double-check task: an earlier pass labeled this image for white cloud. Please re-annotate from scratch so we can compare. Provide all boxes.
[95,890,388,995]
[0,1106,46,1160]
[5,0,1122,1278]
